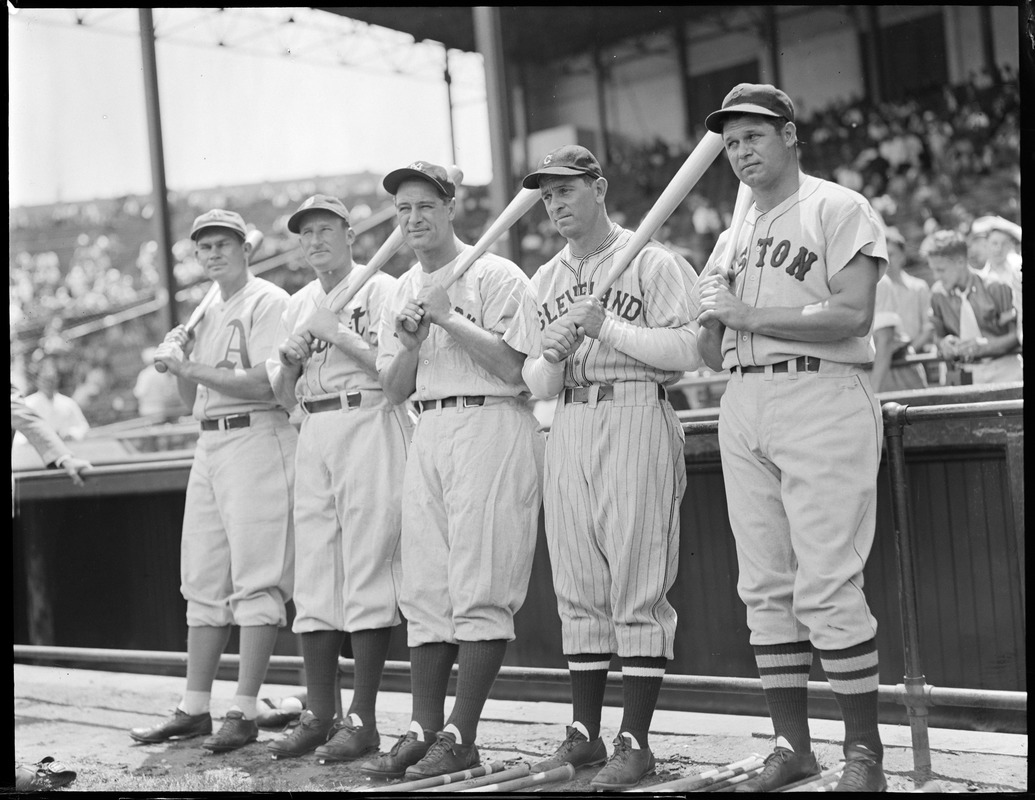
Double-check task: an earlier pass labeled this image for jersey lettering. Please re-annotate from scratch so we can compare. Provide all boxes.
[215,319,252,369]
[786,247,818,281]
[754,236,818,282]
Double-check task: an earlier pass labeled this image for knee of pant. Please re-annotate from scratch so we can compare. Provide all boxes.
[186,602,235,629]
[230,595,287,628]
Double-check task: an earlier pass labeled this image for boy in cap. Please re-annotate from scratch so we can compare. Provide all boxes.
[265,195,413,762]
[360,161,544,780]
[509,144,702,790]
[695,84,890,792]
[132,209,297,753]
[970,215,1022,345]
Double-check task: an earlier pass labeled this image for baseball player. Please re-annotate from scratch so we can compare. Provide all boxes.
[129,209,297,754]
[695,84,888,792]
[358,161,544,781]
[508,145,702,791]
[264,194,413,762]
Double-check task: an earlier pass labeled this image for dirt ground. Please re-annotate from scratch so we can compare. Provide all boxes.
[12,663,1027,793]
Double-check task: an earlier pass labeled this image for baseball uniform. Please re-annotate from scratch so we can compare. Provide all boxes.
[871,272,929,391]
[375,243,544,647]
[182,273,297,628]
[703,172,887,649]
[266,269,411,634]
[506,224,698,660]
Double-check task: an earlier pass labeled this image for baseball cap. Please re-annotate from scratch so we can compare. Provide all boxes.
[884,226,906,248]
[705,83,796,134]
[522,145,604,189]
[287,194,351,234]
[190,209,247,241]
[383,161,456,198]
[970,215,1021,243]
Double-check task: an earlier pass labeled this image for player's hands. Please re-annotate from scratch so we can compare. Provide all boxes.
[304,307,342,344]
[415,286,452,326]
[59,455,93,487]
[697,272,749,330]
[567,297,605,339]
[394,300,430,350]
[937,335,961,363]
[542,317,584,364]
[279,332,312,367]
[153,341,186,375]
[164,324,195,357]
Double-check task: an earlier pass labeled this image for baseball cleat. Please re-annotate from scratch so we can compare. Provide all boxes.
[589,733,655,791]
[403,730,479,779]
[532,725,607,773]
[733,746,819,792]
[359,730,435,778]
[834,743,886,792]
[201,710,259,753]
[266,711,334,759]
[314,715,380,763]
[129,709,212,743]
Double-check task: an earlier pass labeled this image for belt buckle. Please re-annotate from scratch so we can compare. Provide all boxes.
[344,391,361,410]
[463,395,484,408]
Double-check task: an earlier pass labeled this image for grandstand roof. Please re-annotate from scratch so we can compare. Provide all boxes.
[317,7,732,62]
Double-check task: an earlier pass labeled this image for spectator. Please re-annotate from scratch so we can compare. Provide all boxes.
[869,227,932,392]
[15,355,90,443]
[11,383,92,489]
[923,229,1022,385]
[971,216,1022,346]
[133,348,190,421]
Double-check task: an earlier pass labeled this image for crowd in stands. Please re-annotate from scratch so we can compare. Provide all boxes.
[9,71,1021,429]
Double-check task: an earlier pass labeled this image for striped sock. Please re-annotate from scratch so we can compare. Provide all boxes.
[301,630,346,723]
[819,639,883,760]
[568,653,612,741]
[619,656,667,748]
[345,627,393,727]
[754,641,813,754]
[409,642,459,734]
[445,639,507,744]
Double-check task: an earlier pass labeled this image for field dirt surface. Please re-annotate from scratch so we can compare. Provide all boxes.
[13,663,1027,794]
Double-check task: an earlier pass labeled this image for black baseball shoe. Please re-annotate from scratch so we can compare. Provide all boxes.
[266,711,334,759]
[589,733,656,791]
[834,743,887,792]
[201,710,259,753]
[359,729,435,778]
[315,714,381,763]
[532,725,607,773]
[129,709,212,743]
[403,730,480,779]
[733,746,819,792]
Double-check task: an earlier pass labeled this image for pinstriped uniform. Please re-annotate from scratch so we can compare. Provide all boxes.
[507,225,695,659]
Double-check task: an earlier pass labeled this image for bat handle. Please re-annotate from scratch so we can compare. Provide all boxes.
[154,361,168,374]
[543,347,565,365]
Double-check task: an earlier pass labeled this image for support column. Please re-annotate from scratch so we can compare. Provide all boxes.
[592,47,611,165]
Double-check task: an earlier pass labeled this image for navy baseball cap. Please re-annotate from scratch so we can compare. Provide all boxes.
[522,145,604,189]
[705,83,795,133]
[383,161,456,198]
[287,194,351,234]
[190,209,248,241]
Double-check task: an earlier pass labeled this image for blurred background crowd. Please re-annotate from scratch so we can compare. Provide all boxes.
[9,71,1021,435]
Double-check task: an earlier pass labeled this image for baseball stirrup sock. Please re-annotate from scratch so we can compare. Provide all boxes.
[568,653,612,741]
[184,625,232,712]
[410,642,459,733]
[819,639,883,759]
[301,630,346,723]
[346,627,393,727]
[236,624,281,716]
[755,641,813,753]
[619,656,666,748]
[446,639,507,744]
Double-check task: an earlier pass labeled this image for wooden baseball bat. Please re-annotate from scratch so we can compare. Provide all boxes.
[462,763,574,793]
[775,763,843,793]
[401,184,540,332]
[702,764,764,791]
[542,131,725,362]
[632,754,764,792]
[429,762,530,792]
[371,761,510,793]
[155,228,264,372]
[688,180,753,312]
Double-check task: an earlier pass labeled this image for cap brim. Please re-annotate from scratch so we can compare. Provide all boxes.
[521,166,596,189]
[191,224,246,241]
[383,168,452,197]
[287,206,348,234]
[705,103,784,133]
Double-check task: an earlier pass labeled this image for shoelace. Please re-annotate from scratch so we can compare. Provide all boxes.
[424,736,454,760]
[388,734,413,755]
[837,758,875,789]
[757,749,795,778]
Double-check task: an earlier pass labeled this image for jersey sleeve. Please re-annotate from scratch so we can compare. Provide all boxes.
[477,257,530,337]
[375,277,407,375]
[637,243,698,328]
[248,288,290,369]
[872,278,901,332]
[364,273,396,349]
[502,269,544,358]
[265,288,307,397]
[826,199,889,279]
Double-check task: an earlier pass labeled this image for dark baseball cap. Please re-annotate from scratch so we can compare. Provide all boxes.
[383,161,456,198]
[287,194,351,234]
[522,145,604,189]
[190,209,248,241]
[705,83,796,134]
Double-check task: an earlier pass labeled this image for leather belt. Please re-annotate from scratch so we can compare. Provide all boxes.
[301,392,362,414]
[562,384,666,404]
[731,356,821,375]
[200,413,251,431]
[413,395,486,414]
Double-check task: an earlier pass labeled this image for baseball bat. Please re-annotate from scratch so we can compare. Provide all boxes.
[154,229,265,373]
[688,180,753,313]
[372,761,510,793]
[702,765,764,791]
[430,763,530,792]
[463,762,575,792]
[775,763,843,792]
[401,183,540,332]
[543,131,725,362]
[632,754,764,792]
